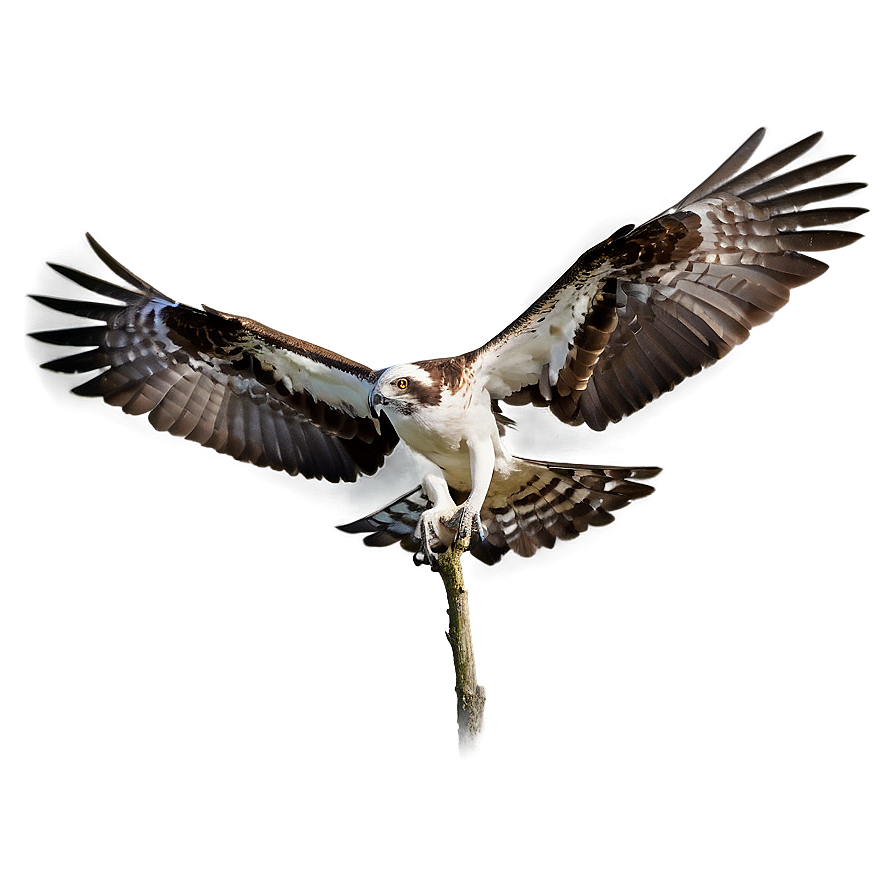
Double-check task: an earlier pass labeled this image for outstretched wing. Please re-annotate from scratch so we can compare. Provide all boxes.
[472,130,866,429]
[30,234,398,482]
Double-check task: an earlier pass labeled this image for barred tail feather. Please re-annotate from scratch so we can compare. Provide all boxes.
[337,458,660,565]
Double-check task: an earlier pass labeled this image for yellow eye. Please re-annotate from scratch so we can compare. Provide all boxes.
[395,377,409,390]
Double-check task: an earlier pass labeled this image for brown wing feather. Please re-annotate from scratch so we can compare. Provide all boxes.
[31,236,398,483]
[476,131,866,430]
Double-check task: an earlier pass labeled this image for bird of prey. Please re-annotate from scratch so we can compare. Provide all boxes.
[31,129,865,565]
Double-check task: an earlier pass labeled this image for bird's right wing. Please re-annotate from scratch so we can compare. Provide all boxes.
[30,235,398,483]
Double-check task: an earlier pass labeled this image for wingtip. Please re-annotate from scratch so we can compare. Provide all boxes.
[801,130,824,152]
[739,127,766,156]
[748,126,767,145]
[80,232,163,296]
[84,232,107,257]
[28,328,57,343]
[672,127,769,210]
[335,519,376,534]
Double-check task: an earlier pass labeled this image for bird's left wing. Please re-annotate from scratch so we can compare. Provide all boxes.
[30,234,398,482]
[471,130,866,429]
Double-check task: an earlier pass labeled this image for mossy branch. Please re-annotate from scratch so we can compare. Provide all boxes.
[436,537,485,751]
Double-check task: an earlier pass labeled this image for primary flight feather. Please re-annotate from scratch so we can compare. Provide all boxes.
[31,129,865,565]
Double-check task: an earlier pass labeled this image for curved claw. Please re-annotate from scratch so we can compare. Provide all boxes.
[445,505,486,546]
[414,512,445,569]
[414,503,486,569]
[413,547,441,570]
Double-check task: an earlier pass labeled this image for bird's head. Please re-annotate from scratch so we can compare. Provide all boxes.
[369,363,440,417]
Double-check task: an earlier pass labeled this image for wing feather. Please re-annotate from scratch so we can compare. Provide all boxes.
[473,131,865,429]
[31,235,398,482]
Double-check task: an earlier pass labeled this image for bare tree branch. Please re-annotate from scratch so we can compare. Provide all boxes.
[437,539,486,751]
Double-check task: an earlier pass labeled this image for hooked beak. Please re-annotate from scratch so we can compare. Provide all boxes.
[367,388,385,434]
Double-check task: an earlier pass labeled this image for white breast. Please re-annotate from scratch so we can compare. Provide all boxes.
[386,385,499,489]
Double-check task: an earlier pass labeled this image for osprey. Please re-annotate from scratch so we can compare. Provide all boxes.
[31,130,865,565]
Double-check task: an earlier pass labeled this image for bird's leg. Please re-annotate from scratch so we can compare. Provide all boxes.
[414,467,457,567]
[444,437,493,547]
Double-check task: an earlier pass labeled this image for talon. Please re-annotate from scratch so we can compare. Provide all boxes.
[443,504,483,548]
[414,511,446,569]
[416,504,478,567]
[422,521,438,567]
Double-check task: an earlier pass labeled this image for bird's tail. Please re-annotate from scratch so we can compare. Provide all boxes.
[337,457,660,565]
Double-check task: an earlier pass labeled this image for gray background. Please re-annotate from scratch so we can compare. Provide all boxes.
[3,2,892,893]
